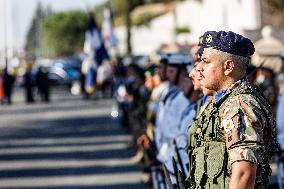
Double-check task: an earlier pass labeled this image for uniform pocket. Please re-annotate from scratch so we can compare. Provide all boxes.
[206,141,226,180]
[194,146,206,185]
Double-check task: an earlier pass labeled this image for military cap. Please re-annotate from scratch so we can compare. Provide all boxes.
[128,63,145,79]
[167,53,194,74]
[144,64,157,77]
[201,31,255,57]
[154,53,169,65]
[168,53,193,65]
[194,35,204,62]
[195,47,204,62]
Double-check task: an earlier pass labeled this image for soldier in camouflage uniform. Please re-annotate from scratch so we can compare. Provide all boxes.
[187,31,278,189]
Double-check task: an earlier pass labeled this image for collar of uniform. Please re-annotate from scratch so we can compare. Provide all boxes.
[201,95,209,106]
[214,90,227,101]
[214,77,247,102]
[226,77,247,93]
[169,84,180,92]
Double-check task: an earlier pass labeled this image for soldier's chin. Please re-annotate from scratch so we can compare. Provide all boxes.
[201,87,214,96]
[200,80,206,87]
[193,84,202,91]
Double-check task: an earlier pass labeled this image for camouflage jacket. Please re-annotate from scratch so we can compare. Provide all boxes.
[188,78,278,189]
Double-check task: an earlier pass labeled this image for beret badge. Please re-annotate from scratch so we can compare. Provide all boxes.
[199,36,203,45]
[205,34,213,44]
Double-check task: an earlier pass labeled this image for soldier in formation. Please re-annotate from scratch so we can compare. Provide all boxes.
[120,30,279,189]
[187,31,278,189]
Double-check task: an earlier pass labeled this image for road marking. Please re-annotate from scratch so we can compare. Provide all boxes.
[0,143,129,155]
[0,135,131,146]
[0,172,144,187]
[0,158,137,170]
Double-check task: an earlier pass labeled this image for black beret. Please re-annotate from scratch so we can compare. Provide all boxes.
[128,64,145,79]
[201,31,255,57]
[195,47,204,62]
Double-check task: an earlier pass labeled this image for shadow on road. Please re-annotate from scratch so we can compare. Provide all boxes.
[0,100,147,189]
[0,183,147,189]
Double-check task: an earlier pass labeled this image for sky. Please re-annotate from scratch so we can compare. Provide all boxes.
[0,0,106,53]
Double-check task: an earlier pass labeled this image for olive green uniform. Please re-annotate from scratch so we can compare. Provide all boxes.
[188,78,278,189]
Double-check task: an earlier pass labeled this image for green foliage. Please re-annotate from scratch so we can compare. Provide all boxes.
[194,0,203,3]
[42,10,88,57]
[132,12,165,26]
[264,0,284,10]
[95,0,177,24]
[108,0,128,17]
[25,2,51,59]
[95,0,138,25]
[94,0,189,26]
[94,4,104,26]
[93,0,184,54]
[175,26,190,34]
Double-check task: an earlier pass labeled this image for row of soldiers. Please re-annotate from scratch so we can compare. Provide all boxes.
[144,53,200,188]
[118,30,280,189]
[134,47,209,188]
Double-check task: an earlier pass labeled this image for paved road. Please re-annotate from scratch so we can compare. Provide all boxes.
[0,88,148,189]
[0,87,280,188]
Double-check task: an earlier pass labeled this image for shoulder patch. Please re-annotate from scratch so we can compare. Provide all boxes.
[222,118,235,133]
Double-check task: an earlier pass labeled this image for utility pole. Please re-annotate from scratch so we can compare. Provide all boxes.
[3,0,8,69]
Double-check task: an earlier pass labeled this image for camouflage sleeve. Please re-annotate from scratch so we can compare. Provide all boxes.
[220,94,265,165]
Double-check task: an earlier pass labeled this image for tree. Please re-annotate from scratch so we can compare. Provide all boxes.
[262,0,284,26]
[94,0,186,55]
[264,0,284,11]
[125,0,133,54]
[25,2,50,60]
[95,0,139,55]
[41,11,88,57]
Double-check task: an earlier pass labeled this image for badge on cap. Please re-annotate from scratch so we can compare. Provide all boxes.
[199,36,203,45]
[222,118,235,133]
[206,34,213,44]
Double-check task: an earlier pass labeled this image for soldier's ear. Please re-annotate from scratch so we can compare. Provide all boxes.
[224,60,235,76]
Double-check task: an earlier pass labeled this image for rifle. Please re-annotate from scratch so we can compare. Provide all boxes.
[172,157,179,186]
[162,164,174,189]
[152,165,167,189]
[177,170,186,189]
[151,166,159,189]
[172,157,187,189]
[173,139,187,178]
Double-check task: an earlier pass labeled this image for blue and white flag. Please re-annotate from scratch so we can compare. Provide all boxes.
[82,15,109,94]
[102,7,117,51]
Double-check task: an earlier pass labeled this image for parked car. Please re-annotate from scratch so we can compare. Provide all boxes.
[48,60,81,86]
